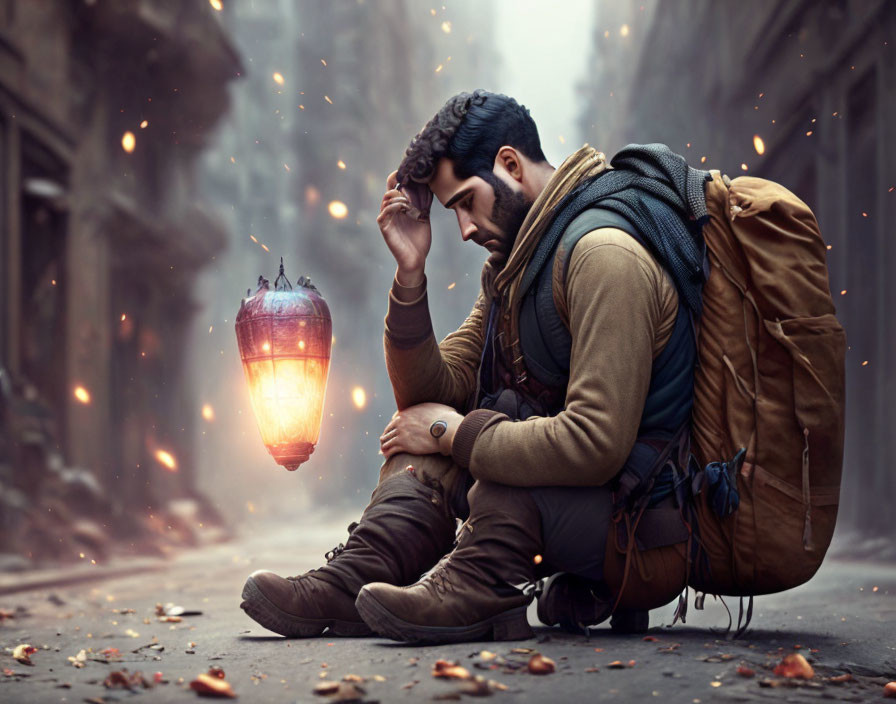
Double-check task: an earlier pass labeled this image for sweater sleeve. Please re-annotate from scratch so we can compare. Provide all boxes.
[454,230,664,486]
[384,275,486,412]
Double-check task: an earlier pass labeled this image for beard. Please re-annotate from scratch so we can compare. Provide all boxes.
[486,176,532,268]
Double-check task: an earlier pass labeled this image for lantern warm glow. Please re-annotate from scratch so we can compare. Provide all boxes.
[235,260,332,471]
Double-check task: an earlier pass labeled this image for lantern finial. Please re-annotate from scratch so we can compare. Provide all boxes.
[274,257,292,291]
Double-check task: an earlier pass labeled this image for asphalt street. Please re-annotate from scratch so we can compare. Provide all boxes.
[2,512,894,703]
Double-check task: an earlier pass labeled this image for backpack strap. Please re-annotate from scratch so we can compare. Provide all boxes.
[519,207,644,387]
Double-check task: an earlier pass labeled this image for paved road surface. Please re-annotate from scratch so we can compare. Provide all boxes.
[1,512,894,703]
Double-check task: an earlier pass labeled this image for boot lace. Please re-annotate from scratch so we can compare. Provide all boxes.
[287,522,358,579]
[324,521,359,563]
[427,556,456,595]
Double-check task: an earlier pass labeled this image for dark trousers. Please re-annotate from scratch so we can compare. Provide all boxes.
[379,452,613,582]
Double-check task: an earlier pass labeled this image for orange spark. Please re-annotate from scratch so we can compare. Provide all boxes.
[753,135,765,155]
[250,235,258,243]
[741,163,749,171]
[620,24,630,37]
[121,313,127,322]
[121,131,136,153]
[155,450,177,472]
[324,95,333,104]
[328,201,348,219]
[74,386,91,404]
[447,282,456,290]
[337,160,346,170]
[321,59,327,67]
[441,21,452,33]
[435,64,443,73]
[272,72,285,86]
[139,120,148,129]
[261,244,270,252]
[202,404,215,422]
[209,0,223,10]
[352,386,367,410]
[262,341,271,352]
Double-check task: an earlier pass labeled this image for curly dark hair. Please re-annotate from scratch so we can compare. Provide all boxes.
[396,90,547,186]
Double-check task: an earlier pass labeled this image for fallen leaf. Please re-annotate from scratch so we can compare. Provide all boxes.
[313,681,340,695]
[885,682,896,698]
[642,636,658,642]
[527,653,555,675]
[104,669,152,690]
[401,679,419,689]
[432,659,471,679]
[159,615,182,623]
[101,647,121,660]
[607,661,627,669]
[12,644,37,665]
[736,665,755,678]
[208,666,226,679]
[190,672,237,698]
[585,667,600,673]
[342,674,364,682]
[773,653,814,679]
[479,651,497,661]
[461,675,492,696]
[828,673,854,683]
[67,649,88,668]
[511,648,533,654]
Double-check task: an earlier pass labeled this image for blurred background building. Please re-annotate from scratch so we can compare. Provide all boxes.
[0,0,240,567]
[0,0,892,571]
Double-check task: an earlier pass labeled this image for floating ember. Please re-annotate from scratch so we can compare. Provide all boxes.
[154,450,177,472]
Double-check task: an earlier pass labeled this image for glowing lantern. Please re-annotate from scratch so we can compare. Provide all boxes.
[235,259,332,471]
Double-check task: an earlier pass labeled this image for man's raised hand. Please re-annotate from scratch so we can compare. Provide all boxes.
[377,171,433,287]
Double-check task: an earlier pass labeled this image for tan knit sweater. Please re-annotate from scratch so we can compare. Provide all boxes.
[383,149,679,488]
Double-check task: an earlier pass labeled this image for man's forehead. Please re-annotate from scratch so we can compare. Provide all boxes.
[430,158,476,206]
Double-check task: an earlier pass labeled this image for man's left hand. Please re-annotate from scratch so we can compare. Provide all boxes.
[379,402,464,458]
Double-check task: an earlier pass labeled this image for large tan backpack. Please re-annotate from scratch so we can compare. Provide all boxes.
[688,172,847,597]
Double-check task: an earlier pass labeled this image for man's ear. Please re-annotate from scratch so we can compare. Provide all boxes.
[494,146,524,183]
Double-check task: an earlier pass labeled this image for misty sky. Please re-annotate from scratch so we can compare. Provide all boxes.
[493,0,595,165]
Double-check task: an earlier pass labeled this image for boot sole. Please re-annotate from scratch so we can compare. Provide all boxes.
[240,575,373,638]
[355,587,534,644]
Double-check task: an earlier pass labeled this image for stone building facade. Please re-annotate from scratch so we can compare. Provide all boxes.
[578,0,895,534]
[0,0,240,564]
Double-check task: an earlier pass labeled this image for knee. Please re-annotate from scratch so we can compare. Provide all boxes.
[378,452,421,484]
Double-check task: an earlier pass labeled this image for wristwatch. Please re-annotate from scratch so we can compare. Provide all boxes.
[429,420,448,438]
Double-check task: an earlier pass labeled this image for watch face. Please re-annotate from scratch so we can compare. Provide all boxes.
[430,420,447,438]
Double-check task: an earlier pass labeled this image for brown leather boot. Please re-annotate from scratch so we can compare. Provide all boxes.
[241,467,457,637]
[536,572,614,633]
[355,479,542,644]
